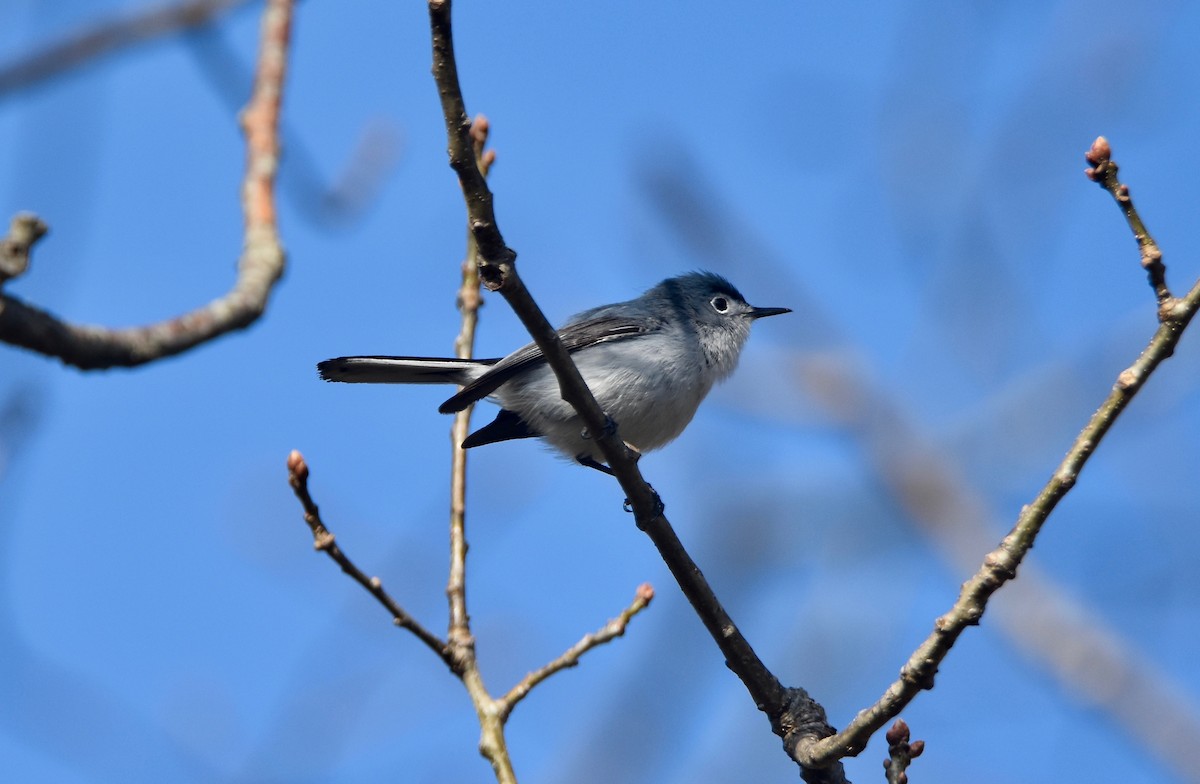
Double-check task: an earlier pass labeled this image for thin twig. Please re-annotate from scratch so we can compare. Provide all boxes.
[498,584,654,721]
[0,0,289,369]
[0,0,255,97]
[446,114,492,652]
[441,114,518,784]
[796,138,1200,768]
[426,5,844,781]
[286,450,453,666]
[1085,136,1170,308]
[806,361,1200,776]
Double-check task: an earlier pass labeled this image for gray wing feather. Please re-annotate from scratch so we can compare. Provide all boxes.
[462,408,540,448]
[437,314,660,413]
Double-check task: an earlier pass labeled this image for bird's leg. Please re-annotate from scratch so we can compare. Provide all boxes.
[579,414,619,443]
[575,455,615,476]
[615,445,664,516]
[576,414,623,475]
[576,423,663,514]
[574,438,641,477]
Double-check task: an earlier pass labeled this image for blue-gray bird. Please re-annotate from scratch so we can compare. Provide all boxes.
[317,272,790,472]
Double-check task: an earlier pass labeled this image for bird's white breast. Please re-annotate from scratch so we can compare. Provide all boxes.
[494,329,712,461]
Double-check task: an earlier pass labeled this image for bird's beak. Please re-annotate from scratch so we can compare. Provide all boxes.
[748,306,792,319]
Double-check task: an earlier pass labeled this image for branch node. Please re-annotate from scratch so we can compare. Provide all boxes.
[777,686,837,761]
[1159,297,1186,322]
[983,550,1017,580]
[956,604,983,626]
[898,662,937,690]
[0,212,48,284]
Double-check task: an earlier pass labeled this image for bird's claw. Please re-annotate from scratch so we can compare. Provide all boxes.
[623,485,664,516]
[580,414,619,442]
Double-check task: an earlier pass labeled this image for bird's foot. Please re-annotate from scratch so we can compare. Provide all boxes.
[579,415,619,443]
[623,485,664,516]
[576,454,615,476]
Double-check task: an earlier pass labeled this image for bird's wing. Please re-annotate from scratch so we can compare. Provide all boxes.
[438,314,661,413]
[461,408,540,448]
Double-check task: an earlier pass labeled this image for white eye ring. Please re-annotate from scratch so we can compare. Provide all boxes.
[709,296,730,313]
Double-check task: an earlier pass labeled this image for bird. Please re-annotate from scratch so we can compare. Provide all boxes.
[317,271,790,473]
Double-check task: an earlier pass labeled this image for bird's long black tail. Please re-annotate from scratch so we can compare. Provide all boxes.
[317,355,498,385]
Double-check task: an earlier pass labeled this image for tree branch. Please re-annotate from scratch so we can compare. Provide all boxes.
[426,3,846,782]
[0,0,289,369]
[446,115,492,653]
[286,450,453,667]
[498,583,654,722]
[796,138,1200,768]
[440,114,518,783]
[0,0,256,97]
[183,23,402,229]
[1085,136,1170,308]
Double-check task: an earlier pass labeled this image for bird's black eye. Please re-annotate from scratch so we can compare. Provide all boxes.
[710,296,729,313]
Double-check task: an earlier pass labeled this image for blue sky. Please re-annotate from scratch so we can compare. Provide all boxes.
[3,1,1200,782]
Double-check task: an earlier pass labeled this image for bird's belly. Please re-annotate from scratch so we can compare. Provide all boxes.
[495,341,709,461]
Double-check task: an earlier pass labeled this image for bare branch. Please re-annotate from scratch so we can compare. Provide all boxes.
[439,114,519,784]
[498,583,655,721]
[0,0,255,97]
[0,0,289,369]
[1085,136,1170,308]
[427,1,641,482]
[446,114,492,650]
[286,450,453,667]
[796,139,1200,768]
[426,4,846,781]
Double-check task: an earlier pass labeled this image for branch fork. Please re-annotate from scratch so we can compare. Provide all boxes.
[0,0,290,369]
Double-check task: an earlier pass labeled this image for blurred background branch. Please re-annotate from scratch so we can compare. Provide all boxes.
[0,0,399,229]
[182,22,402,228]
[0,0,256,97]
[0,0,291,369]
